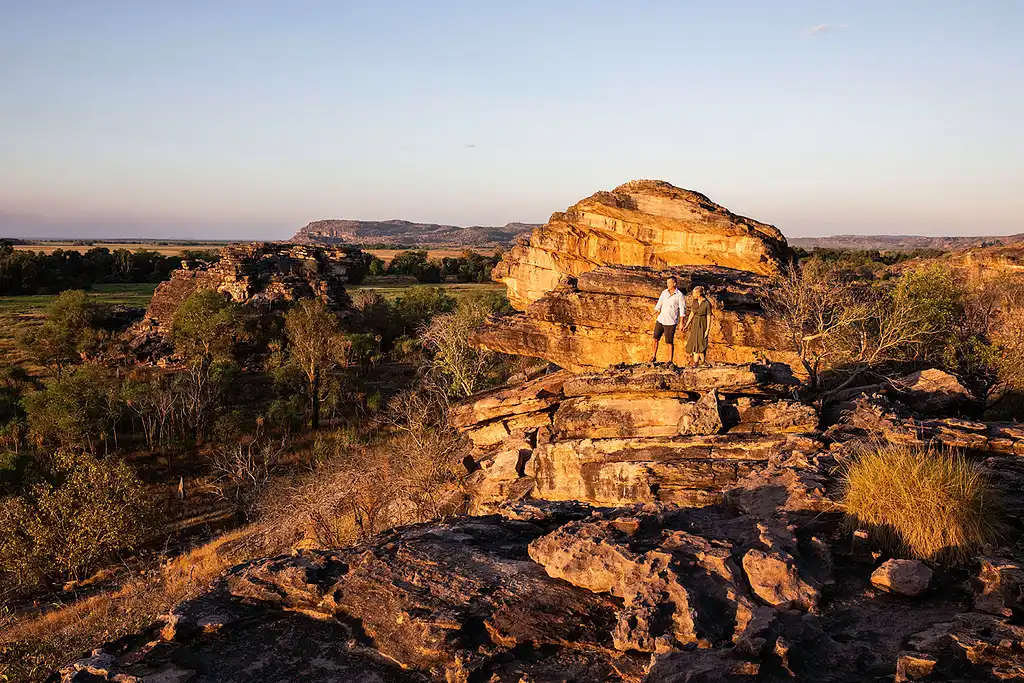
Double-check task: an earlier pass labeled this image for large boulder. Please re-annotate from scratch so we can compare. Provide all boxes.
[894,368,974,414]
[476,181,797,371]
[494,180,789,309]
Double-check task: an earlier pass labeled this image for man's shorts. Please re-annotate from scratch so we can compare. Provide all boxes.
[653,322,676,344]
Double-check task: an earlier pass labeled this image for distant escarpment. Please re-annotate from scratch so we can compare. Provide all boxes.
[291,219,538,248]
[791,233,1024,252]
[475,180,797,370]
[129,242,370,352]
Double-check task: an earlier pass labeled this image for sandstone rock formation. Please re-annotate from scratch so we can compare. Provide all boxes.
[130,242,371,348]
[450,363,820,514]
[494,180,789,308]
[871,559,933,598]
[472,181,799,370]
[474,265,802,371]
[61,448,1024,682]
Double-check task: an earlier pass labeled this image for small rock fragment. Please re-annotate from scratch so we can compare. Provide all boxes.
[895,651,938,682]
[871,559,933,597]
[677,389,724,435]
[973,555,1024,617]
[741,548,820,612]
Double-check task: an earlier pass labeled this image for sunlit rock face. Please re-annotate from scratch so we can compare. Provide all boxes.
[474,264,802,371]
[494,179,789,310]
[450,363,820,514]
[479,181,798,370]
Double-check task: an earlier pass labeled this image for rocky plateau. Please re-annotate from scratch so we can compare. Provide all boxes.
[59,401,1024,681]
[291,219,537,248]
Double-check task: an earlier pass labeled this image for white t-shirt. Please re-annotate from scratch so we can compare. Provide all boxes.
[655,288,685,326]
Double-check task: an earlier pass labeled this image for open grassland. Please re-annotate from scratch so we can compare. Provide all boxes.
[350,278,504,300]
[12,241,236,256]
[365,248,488,264]
[12,243,496,262]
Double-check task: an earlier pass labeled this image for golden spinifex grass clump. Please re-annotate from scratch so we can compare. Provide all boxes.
[841,442,1003,565]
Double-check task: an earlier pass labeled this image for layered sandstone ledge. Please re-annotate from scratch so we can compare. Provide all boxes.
[477,181,797,370]
[494,180,789,309]
[450,363,819,513]
[472,265,802,371]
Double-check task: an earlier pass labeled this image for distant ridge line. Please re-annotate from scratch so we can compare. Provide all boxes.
[790,233,1024,252]
[291,219,539,248]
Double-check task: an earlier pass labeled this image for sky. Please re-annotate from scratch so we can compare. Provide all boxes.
[0,0,1021,240]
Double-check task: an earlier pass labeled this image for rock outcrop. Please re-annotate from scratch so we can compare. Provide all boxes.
[130,242,371,347]
[450,363,820,514]
[61,449,1024,682]
[473,265,802,371]
[494,180,789,308]
[473,181,798,370]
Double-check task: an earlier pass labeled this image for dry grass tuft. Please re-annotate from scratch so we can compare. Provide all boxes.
[841,442,1004,565]
[0,527,257,682]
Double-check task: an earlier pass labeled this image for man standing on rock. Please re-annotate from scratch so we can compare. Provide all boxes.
[649,276,686,365]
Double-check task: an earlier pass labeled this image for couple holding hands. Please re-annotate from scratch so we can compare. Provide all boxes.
[649,276,712,367]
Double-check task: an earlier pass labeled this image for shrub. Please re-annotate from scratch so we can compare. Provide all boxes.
[259,388,464,548]
[841,443,1003,564]
[421,293,513,397]
[23,365,121,452]
[17,290,104,377]
[210,436,281,521]
[392,286,456,335]
[0,451,147,594]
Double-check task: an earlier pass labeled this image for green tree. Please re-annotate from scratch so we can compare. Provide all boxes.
[368,256,386,276]
[23,365,121,452]
[0,451,146,590]
[171,289,245,364]
[18,290,102,377]
[392,287,456,337]
[893,264,967,362]
[387,250,429,276]
[171,290,246,442]
[285,299,349,429]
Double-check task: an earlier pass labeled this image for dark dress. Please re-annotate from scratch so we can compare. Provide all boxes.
[685,299,711,354]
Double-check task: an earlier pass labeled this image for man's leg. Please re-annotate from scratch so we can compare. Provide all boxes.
[666,342,674,365]
[650,322,663,362]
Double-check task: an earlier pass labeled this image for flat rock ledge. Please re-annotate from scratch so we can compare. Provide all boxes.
[451,362,819,514]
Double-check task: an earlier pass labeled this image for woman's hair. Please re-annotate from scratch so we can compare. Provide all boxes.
[692,285,705,296]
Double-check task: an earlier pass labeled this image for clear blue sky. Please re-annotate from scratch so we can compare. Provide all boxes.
[1,0,1021,239]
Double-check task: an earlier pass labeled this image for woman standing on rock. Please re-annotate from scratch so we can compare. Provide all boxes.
[684,286,712,365]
